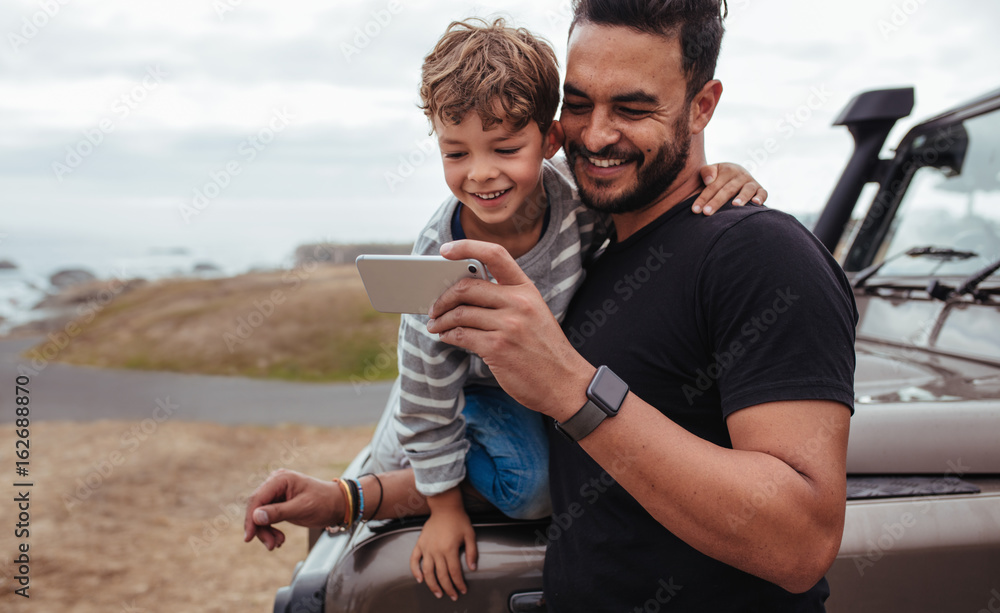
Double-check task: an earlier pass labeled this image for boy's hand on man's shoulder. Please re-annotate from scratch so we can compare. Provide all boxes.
[693,162,768,216]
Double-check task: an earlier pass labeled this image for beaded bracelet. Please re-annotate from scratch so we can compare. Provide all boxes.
[350,478,365,524]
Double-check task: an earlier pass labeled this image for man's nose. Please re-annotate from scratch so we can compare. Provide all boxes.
[581,107,621,153]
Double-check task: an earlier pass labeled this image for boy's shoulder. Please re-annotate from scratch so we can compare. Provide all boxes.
[542,156,604,223]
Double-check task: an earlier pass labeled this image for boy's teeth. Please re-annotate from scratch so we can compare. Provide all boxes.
[589,157,625,168]
[475,189,508,200]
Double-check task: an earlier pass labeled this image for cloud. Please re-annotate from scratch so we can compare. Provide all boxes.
[2,0,999,250]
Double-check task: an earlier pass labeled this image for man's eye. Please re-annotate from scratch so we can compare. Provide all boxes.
[562,101,589,112]
[620,107,651,117]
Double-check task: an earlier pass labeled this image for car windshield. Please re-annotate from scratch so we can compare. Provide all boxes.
[875,109,1000,279]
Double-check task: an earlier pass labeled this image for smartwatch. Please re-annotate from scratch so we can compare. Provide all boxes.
[555,366,629,441]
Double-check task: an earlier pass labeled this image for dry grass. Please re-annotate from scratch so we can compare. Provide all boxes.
[0,420,373,612]
[33,265,401,382]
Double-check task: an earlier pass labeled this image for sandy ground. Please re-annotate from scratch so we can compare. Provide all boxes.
[0,420,373,611]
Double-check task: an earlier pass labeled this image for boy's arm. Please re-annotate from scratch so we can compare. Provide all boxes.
[409,488,478,601]
[693,162,768,215]
[395,312,472,495]
[395,313,480,599]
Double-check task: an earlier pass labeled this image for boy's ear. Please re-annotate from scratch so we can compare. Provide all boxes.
[542,120,565,159]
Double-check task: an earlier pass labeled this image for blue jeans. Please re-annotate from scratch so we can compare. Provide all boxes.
[462,384,551,520]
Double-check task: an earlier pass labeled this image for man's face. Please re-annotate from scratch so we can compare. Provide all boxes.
[561,23,693,215]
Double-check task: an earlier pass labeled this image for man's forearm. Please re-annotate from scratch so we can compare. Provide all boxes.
[569,394,849,593]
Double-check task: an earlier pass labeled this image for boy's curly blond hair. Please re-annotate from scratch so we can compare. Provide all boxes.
[420,17,560,134]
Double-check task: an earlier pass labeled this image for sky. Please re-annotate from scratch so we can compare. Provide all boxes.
[1,0,998,273]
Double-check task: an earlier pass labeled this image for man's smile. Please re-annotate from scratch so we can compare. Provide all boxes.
[587,157,627,168]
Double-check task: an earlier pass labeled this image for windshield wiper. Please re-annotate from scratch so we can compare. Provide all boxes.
[927,255,1000,302]
[853,246,979,289]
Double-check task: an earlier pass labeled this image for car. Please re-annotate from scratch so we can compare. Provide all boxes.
[272,86,1000,613]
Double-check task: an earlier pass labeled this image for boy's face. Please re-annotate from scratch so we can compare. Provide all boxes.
[434,111,562,231]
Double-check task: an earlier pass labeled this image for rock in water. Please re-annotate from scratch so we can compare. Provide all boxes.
[49,269,98,289]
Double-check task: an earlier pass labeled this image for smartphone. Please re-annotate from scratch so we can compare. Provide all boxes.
[355,254,488,314]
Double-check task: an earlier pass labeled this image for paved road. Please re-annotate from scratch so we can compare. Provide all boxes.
[0,336,393,426]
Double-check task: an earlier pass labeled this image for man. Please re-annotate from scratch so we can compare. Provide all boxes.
[426,0,856,610]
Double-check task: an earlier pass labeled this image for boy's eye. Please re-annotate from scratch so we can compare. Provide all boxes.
[497,148,521,155]
[442,152,466,159]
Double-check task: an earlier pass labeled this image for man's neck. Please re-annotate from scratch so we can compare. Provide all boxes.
[611,154,707,242]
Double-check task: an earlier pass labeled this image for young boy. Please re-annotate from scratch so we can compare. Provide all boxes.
[246,17,766,602]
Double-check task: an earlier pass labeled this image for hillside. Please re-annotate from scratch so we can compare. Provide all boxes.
[26,265,401,382]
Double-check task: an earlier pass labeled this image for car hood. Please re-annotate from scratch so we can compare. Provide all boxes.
[848,339,1000,473]
[855,338,1000,404]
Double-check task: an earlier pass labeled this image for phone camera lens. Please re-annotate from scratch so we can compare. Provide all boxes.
[468,265,478,275]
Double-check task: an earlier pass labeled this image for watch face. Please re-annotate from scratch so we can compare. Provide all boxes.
[589,366,629,416]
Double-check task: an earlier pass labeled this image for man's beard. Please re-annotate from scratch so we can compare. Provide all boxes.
[566,119,691,216]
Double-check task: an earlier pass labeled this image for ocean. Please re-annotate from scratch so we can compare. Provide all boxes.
[0,203,423,334]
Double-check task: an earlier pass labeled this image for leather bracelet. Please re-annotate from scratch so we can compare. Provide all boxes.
[359,473,384,522]
[337,478,353,527]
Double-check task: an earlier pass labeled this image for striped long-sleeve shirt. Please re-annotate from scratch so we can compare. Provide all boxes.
[395,158,610,496]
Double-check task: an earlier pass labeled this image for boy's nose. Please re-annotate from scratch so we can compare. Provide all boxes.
[468,158,501,183]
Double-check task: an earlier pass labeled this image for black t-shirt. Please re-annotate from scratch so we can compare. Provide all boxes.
[544,198,857,612]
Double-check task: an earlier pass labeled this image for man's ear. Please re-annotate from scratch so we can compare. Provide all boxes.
[689,80,723,135]
[542,120,565,159]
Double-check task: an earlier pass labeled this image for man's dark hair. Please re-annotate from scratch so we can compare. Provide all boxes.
[570,0,727,103]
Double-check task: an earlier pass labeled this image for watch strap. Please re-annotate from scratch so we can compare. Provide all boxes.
[555,399,607,441]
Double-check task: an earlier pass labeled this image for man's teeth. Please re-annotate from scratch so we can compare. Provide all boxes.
[589,157,626,168]
[474,189,509,200]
